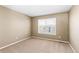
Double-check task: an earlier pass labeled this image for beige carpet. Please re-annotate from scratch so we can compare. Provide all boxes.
[0,39,73,53]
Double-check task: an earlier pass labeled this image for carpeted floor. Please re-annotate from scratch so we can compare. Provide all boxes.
[0,39,73,53]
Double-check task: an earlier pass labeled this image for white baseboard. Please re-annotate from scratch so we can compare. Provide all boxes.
[32,36,69,43]
[69,43,77,53]
[0,37,31,50]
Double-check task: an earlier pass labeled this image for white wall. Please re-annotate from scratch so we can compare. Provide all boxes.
[69,6,79,52]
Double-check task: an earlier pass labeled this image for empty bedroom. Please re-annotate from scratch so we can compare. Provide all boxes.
[0,5,79,53]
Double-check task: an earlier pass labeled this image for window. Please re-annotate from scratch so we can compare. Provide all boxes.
[38,18,56,35]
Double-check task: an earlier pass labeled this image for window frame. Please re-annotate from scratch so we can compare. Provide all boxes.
[38,18,56,35]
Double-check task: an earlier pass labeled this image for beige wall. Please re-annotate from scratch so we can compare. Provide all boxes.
[69,6,79,52]
[32,13,69,41]
[0,6,31,48]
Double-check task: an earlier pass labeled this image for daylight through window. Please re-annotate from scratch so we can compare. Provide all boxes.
[38,18,56,35]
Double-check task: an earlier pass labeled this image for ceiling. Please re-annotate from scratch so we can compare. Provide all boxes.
[3,5,72,17]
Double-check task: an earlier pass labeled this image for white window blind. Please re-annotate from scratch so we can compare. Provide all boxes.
[38,18,56,35]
